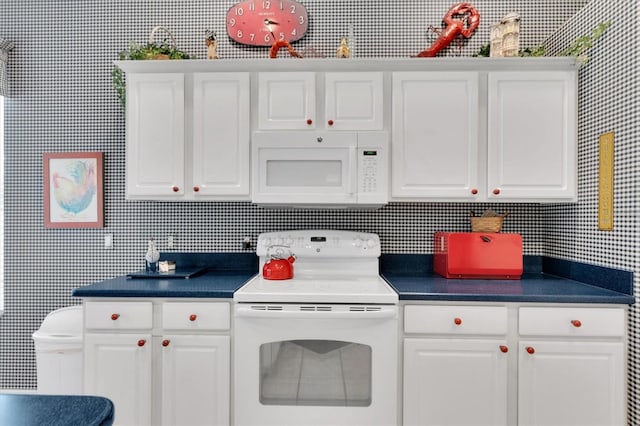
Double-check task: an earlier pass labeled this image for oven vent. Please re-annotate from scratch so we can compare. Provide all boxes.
[250,305,283,311]
[300,306,333,312]
[349,306,383,312]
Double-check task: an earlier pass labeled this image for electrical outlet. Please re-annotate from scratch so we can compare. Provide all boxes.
[104,234,113,249]
[167,235,175,249]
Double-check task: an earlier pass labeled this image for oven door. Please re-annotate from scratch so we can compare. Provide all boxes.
[251,131,358,206]
[233,304,398,426]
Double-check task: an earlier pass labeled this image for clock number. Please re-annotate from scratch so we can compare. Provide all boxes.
[229,18,236,27]
[262,1,270,9]
[264,33,271,43]
[290,5,296,13]
[291,28,297,36]
[279,32,285,40]
[250,33,256,41]
[279,1,284,10]
[298,15,305,24]
[237,30,243,38]
[249,2,255,11]
[235,7,244,16]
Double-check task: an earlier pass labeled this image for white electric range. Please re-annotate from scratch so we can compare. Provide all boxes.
[233,230,399,426]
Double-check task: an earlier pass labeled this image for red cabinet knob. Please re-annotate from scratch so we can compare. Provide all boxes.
[137,339,146,347]
[471,188,478,195]
[571,320,582,328]
[193,186,200,192]
[500,345,509,353]
[493,188,501,195]
[189,314,197,322]
[526,346,535,355]
[172,186,179,192]
[162,339,170,347]
[327,119,334,126]
[454,317,462,326]
[306,119,313,125]
[111,313,120,321]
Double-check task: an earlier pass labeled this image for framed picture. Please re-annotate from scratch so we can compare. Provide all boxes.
[43,152,104,228]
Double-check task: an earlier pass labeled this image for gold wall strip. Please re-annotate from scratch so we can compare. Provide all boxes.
[598,132,614,230]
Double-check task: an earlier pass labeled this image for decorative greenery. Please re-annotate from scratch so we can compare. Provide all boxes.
[112,41,190,108]
[475,21,611,64]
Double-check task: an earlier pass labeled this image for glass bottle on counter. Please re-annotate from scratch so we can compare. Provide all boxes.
[144,238,160,272]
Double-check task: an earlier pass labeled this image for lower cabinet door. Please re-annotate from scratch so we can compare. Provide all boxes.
[160,334,230,426]
[518,340,625,426]
[84,333,153,426]
[403,338,508,426]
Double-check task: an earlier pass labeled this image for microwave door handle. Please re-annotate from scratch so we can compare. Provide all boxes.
[347,148,357,194]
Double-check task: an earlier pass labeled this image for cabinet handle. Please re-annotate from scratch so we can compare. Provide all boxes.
[137,339,146,347]
[571,319,582,328]
[327,119,334,126]
[499,345,509,353]
[172,186,180,193]
[162,339,171,347]
[306,118,313,125]
[492,188,501,195]
[189,314,197,322]
[454,317,462,326]
[193,186,200,192]
[526,346,535,355]
[471,188,478,195]
[111,313,120,321]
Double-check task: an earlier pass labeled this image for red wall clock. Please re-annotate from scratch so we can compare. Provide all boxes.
[226,0,308,46]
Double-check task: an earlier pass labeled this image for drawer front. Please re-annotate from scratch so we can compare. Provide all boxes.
[162,302,230,331]
[85,301,153,330]
[404,305,507,335]
[519,307,625,337]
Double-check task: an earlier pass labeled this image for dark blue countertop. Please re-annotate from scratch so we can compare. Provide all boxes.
[72,253,634,304]
[0,393,114,426]
[381,254,635,304]
[72,253,257,299]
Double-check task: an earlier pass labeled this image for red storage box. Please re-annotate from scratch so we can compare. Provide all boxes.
[434,232,523,279]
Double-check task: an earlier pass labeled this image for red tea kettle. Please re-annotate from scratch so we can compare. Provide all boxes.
[262,246,296,280]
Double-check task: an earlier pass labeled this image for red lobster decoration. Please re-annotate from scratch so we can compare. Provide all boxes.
[415,3,480,57]
[269,40,303,59]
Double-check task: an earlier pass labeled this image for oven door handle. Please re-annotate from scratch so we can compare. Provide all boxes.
[235,306,396,320]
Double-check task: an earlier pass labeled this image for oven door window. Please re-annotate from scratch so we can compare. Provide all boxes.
[259,340,372,407]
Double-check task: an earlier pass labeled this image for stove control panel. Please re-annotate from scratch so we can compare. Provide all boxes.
[256,230,380,258]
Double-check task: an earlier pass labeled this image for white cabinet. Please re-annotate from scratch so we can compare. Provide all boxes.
[126,73,185,198]
[160,334,230,426]
[487,71,576,201]
[403,305,509,426]
[392,69,577,202]
[82,300,231,426]
[518,307,625,426]
[392,72,479,199]
[402,304,627,426]
[257,71,384,130]
[126,72,250,201]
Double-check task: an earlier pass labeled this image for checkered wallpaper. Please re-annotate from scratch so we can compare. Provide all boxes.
[2,1,637,419]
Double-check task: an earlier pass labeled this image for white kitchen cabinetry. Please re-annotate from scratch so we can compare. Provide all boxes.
[83,300,231,426]
[257,71,384,130]
[126,72,250,201]
[402,304,627,426]
[487,71,576,201]
[392,69,577,202]
[392,72,479,199]
[518,307,626,426]
[403,305,509,426]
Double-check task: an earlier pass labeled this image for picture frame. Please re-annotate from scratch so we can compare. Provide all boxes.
[43,151,104,228]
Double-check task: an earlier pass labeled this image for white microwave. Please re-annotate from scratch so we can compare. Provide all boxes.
[251,131,389,208]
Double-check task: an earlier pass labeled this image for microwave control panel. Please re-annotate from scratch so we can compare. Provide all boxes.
[357,133,389,204]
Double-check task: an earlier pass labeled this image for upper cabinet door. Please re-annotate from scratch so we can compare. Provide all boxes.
[258,72,316,129]
[324,72,384,130]
[487,71,577,201]
[126,73,185,197]
[192,73,250,198]
[391,72,479,199]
